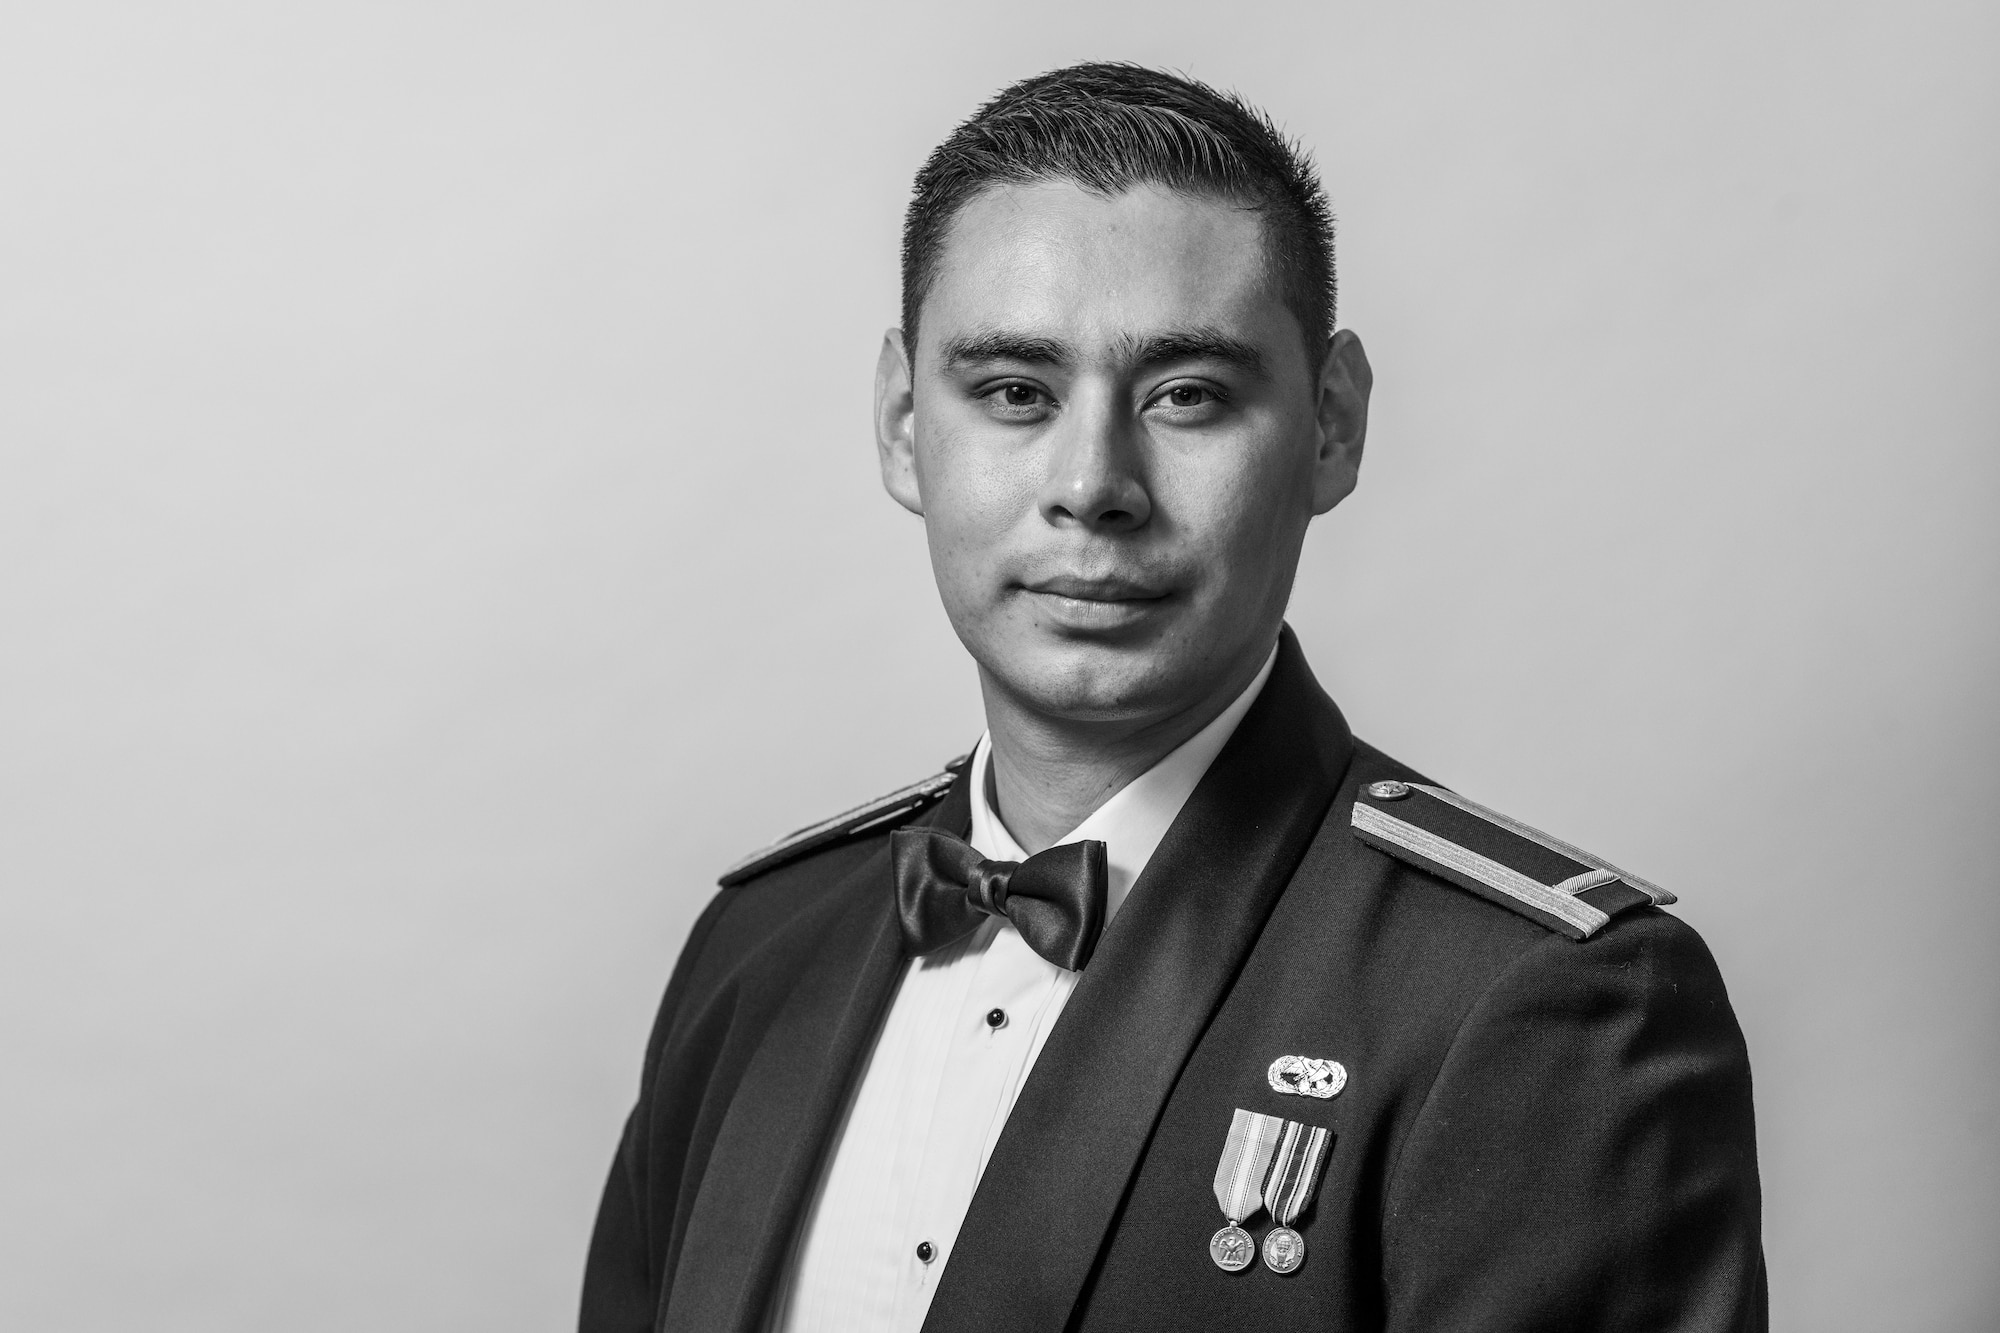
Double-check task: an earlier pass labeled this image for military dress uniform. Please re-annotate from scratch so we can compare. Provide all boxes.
[581,628,1766,1332]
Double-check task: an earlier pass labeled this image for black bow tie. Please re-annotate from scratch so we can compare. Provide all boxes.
[892,826,1109,971]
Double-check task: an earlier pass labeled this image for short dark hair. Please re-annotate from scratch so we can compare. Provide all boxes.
[901,63,1336,368]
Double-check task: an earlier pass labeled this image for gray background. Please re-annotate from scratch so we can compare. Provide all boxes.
[3,2,1994,1330]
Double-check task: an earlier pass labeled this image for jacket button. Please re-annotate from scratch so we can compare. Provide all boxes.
[916,1240,935,1263]
[986,1008,1007,1029]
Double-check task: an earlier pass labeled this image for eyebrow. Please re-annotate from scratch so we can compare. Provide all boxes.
[939,331,1072,368]
[938,326,1268,378]
[1117,328,1267,378]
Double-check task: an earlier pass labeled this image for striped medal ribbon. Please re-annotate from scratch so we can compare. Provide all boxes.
[1260,1119,1333,1274]
[1209,1108,1284,1272]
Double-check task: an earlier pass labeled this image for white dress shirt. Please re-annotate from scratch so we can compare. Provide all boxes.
[769,649,1276,1333]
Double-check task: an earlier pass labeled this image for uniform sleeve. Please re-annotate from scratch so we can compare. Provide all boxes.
[1381,911,1767,1333]
[579,889,735,1333]
[580,1105,658,1333]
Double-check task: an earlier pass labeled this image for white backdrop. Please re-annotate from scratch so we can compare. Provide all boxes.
[3,3,1994,1329]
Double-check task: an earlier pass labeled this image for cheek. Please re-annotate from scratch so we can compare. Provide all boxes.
[912,382,1047,516]
[1162,434,1315,571]
[914,425,1037,592]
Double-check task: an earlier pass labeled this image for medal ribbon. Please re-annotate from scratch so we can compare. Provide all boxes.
[1262,1119,1332,1227]
[1212,1108,1285,1225]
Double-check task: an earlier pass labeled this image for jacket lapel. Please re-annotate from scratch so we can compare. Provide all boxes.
[922,628,1354,1332]
[661,773,973,1333]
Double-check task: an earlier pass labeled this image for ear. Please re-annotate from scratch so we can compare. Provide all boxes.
[875,329,924,516]
[1310,329,1373,515]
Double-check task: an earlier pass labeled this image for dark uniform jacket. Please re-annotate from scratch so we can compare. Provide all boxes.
[582,629,1766,1332]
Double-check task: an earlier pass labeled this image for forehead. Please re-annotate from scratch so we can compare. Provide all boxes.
[920,180,1292,356]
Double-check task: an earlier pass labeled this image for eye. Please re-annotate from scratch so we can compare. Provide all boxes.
[1147,380,1229,418]
[977,380,1056,420]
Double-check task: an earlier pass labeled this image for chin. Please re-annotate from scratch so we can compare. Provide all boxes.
[976,628,1196,724]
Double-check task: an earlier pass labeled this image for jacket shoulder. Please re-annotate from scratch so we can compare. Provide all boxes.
[1349,766,1676,941]
[716,755,969,887]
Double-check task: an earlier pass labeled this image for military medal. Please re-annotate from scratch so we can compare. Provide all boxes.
[1210,1108,1284,1271]
[1260,1118,1332,1274]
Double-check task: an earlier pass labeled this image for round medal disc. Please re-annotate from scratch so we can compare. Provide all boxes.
[1263,1225,1306,1274]
[1209,1224,1256,1272]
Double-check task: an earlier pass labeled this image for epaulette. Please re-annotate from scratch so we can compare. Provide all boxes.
[717,755,969,887]
[1351,779,1674,940]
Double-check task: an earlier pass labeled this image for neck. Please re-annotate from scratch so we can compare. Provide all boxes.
[978,642,1274,854]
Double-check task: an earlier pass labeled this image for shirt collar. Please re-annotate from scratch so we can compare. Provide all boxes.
[966,644,1278,928]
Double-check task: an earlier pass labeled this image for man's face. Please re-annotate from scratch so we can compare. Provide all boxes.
[877,180,1368,729]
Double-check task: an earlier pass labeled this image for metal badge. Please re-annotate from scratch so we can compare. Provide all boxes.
[1262,1225,1306,1274]
[1267,1054,1347,1099]
[1210,1225,1256,1272]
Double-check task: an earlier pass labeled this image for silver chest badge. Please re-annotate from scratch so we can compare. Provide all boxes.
[1267,1054,1347,1099]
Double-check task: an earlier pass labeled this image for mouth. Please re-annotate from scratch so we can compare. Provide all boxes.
[1022,574,1170,603]
[1017,573,1173,630]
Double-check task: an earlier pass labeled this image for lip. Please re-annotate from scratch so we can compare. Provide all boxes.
[1018,573,1173,632]
[1021,574,1169,602]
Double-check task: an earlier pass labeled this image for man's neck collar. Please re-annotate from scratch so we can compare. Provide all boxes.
[975,643,1279,859]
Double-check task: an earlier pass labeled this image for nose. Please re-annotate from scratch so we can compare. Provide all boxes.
[1036,397,1152,532]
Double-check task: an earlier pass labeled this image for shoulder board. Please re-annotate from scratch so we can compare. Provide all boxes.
[717,755,969,887]
[1351,779,1674,940]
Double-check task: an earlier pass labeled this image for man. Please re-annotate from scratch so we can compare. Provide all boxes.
[582,63,1765,1332]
